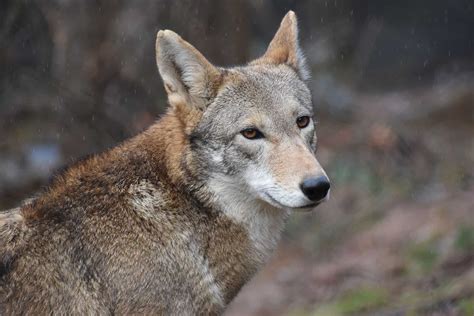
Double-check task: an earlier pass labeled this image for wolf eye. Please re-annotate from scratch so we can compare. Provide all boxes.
[241,128,264,140]
[296,116,310,129]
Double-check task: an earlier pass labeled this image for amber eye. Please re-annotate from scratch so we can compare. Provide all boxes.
[296,116,310,129]
[241,128,264,140]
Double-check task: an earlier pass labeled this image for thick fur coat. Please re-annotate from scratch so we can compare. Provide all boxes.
[0,11,329,315]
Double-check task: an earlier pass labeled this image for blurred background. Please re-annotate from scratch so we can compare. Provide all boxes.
[1,0,473,314]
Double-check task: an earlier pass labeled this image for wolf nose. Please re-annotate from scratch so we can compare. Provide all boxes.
[300,176,330,202]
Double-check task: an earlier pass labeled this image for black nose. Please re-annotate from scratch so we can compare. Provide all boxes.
[300,176,330,202]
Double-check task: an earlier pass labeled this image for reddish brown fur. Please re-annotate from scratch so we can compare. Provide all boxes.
[0,11,315,314]
[0,109,258,314]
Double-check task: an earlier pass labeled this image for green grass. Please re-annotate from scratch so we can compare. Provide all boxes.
[455,225,474,252]
[406,239,440,274]
[312,287,389,315]
[458,298,474,316]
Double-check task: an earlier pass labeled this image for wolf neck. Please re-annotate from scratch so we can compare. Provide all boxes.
[208,175,290,263]
[142,108,195,187]
[143,110,289,295]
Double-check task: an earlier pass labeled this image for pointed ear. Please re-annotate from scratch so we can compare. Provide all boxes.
[258,11,309,80]
[156,30,222,109]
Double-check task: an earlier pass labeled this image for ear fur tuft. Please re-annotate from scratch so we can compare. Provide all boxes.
[258,11,310,81]
[156,30,222,109]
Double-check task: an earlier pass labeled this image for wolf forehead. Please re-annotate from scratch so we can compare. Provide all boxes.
[205,65,313,122]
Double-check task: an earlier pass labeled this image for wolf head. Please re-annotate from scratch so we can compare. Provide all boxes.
[155,11,329,211]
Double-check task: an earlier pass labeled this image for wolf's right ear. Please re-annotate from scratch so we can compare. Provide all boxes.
[156,30,222,109]
[256,11,309,81]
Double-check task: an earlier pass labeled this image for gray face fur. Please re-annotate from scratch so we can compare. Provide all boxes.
[192,64,328,210]
[155,11,329,212]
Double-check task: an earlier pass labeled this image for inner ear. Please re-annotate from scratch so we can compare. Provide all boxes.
[156,30,222,109]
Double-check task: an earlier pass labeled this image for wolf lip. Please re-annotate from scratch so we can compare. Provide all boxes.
[294,202,320,209]
[262,192,285,208]
[263,193,321,210]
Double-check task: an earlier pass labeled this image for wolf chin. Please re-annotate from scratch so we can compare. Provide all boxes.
[0,11,329,315]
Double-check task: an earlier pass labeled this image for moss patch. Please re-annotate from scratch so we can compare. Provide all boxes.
[313,287,389,315]
[458,298,474,316]
[406,239,440,274]
[455,225,474,252]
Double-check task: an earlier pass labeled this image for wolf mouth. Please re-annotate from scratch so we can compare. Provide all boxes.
[294,202,320,209]
[263,192,319,210]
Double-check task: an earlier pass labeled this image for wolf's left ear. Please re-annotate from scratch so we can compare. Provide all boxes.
[258,11,309,81]
[156,30,222,109]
